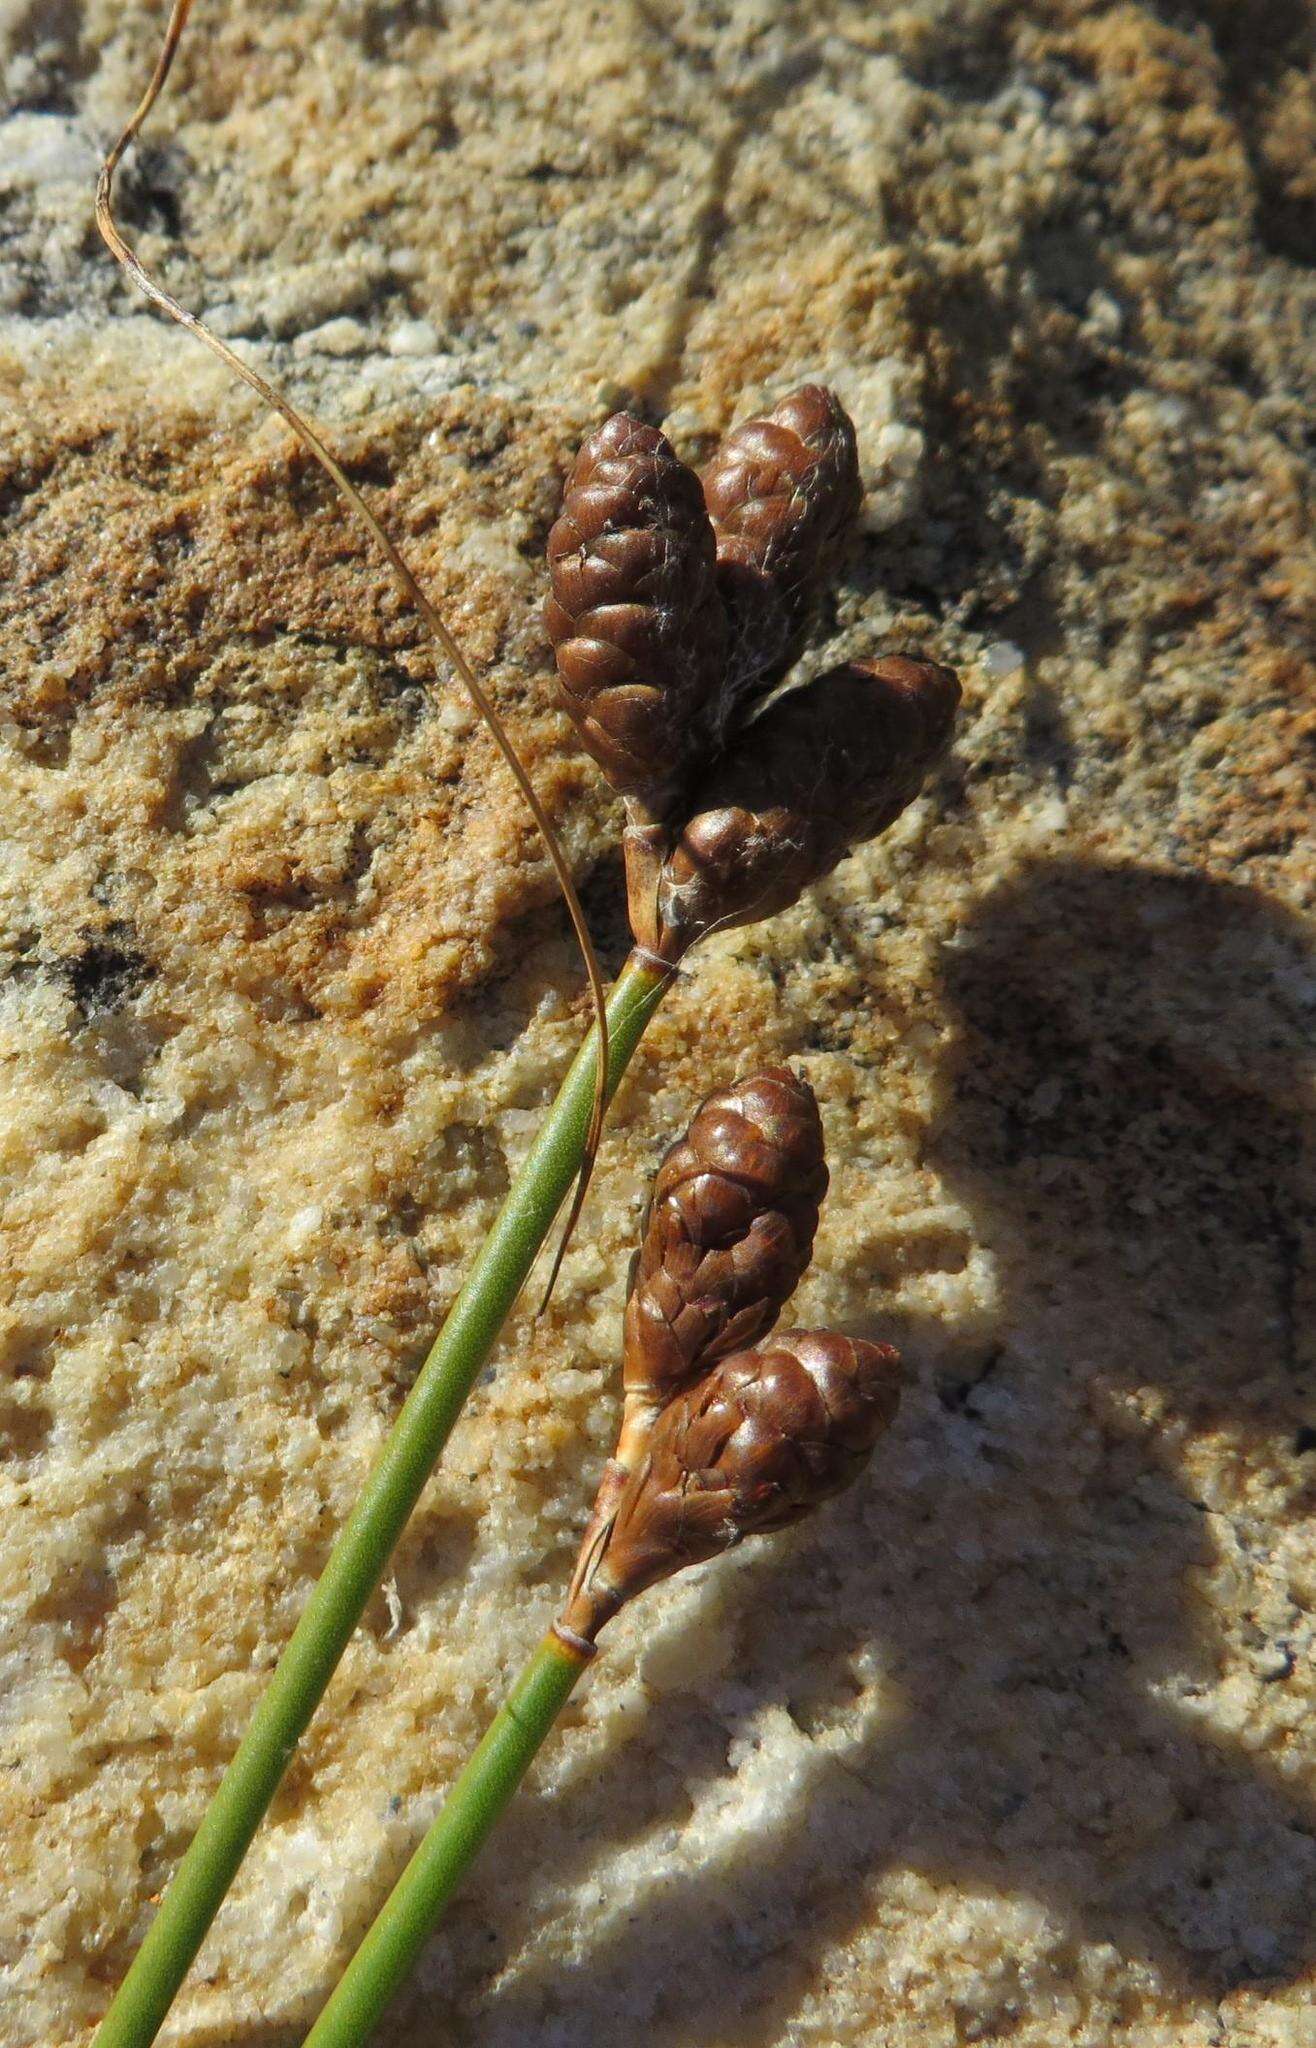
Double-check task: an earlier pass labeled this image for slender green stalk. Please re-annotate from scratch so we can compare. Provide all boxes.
[304,1630,589,2048]
[93,954,668,2048]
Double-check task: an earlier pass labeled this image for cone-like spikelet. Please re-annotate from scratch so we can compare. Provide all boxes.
[701,383,862,720]
[651,654,960,959]
[560,1069,903,1647]
[544,413,726,824]
[621,1067,827,1442]
[561,1331,901,1640]
[544,393,961,966]
[575,1065,826,1579]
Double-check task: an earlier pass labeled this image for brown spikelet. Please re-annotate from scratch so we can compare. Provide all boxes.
[545,414,726,824]
[98,0,620,1299]
[653,653,961,960]
[701,384,862,722]
[576,1066,826,1594]
[622,1068,827,1432]
[561,1331,902,1640]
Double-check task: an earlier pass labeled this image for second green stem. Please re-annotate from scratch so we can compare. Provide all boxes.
[92,952,668,2048]
[303,1630,589,2048]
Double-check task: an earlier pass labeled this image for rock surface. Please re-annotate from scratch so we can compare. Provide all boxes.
[2,2,1314,2044]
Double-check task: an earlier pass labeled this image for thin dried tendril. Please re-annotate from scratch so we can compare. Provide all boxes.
[95,0,609,1283]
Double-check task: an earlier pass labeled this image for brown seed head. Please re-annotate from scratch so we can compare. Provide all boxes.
[701,385,862,721]
[563,1330,901,1638]
[622,1068,827,1438]
[545,413,726,823]
[653,653,960,958]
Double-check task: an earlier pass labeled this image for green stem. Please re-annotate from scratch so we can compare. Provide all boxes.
[304,1631,589,2048]
[93,954,668,2048]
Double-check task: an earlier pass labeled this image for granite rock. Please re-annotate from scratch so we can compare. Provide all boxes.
[1,2,1313,2045]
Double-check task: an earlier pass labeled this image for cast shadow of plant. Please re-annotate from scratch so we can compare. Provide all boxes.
[437,855,1315,2046]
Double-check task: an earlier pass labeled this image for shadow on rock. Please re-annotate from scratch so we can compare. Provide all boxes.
[430,857,1315,2046]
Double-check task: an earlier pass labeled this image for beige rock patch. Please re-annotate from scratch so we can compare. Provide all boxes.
[1,2,1313,2045]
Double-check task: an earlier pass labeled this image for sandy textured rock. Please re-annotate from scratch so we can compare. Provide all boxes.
[1,1,1314,2044]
